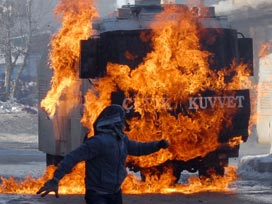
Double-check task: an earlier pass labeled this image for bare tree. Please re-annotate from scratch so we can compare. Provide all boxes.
[0,0,58,102]
[0,0,16,100]
[10,0,32,99]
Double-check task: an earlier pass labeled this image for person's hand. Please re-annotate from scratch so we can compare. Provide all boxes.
[37,177,59,198]
[158,139,169,149]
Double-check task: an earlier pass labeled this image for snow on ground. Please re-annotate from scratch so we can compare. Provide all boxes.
[0,101,271,185]
[237,128,272,184]
[0,100,37,114]
[238,154,272,181]
[0,101,45,179]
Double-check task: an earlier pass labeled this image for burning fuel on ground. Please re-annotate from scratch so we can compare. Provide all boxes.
[0,0,254,195]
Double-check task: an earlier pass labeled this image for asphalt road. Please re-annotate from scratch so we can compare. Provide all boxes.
[1,189,272,204]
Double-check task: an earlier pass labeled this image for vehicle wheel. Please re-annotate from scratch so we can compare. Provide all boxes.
[198,152,228,178]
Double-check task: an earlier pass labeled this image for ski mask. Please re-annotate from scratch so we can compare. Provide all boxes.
[93,104,126,137]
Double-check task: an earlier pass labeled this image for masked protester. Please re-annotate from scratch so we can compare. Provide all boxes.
[37,104,169,204]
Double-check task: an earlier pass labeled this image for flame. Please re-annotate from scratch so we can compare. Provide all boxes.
[228,136,243,148]
[80,4,250,193]
[0,163,85,195]
[122,166,237,194]
[40,0,98,118]
[258,42,271,58]
[0,2,252,196]
[82,5,251,167]
[1,0,98,195]
[0,163,237,194]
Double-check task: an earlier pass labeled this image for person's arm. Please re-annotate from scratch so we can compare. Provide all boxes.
[53,137,101,180]
[37,136,101,197]
[127,137,169,156]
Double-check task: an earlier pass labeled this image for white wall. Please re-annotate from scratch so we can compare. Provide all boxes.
[256,53,272,153]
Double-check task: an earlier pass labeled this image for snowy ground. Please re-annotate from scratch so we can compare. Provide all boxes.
[0,101,45,179]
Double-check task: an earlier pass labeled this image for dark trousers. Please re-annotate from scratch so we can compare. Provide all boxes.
[85,189,123,204]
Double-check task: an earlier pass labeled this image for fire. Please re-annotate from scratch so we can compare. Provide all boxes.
[228,136,243,148]
[0,163,237,194]
[0,2,252,196]
[1,0,98,194]
[0,163,85,194]
[40,0,98,118]
[258,42,271,58]
[82,4,251,168]
[122,166,237,194]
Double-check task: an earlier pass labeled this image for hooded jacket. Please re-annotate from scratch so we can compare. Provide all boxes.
[53,105,163,193]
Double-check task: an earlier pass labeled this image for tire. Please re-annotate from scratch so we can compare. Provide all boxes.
[198,152,228,178]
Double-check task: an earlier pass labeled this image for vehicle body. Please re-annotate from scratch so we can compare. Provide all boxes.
[38,0,253,180]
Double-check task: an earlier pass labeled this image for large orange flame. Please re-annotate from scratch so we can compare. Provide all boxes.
[0,163,237,194]
[40,0,98,118]
[0,2,252,196]
[82,5,251,168]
